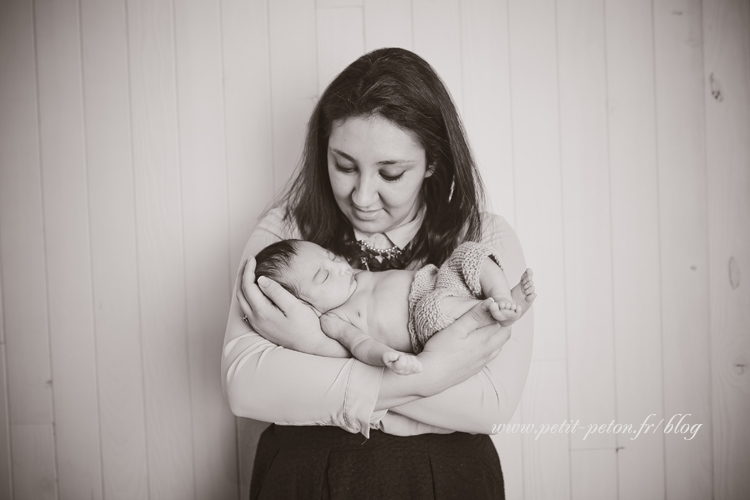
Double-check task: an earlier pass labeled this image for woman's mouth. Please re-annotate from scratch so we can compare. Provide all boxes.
[352,207,381,220]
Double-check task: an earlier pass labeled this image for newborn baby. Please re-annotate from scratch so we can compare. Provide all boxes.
[254,239,536,375]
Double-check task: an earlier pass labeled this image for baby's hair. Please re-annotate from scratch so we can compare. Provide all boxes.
[254,239,303,297]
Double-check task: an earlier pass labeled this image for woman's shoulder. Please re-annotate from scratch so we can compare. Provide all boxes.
[478,210,515,246]
[255,204,302,240]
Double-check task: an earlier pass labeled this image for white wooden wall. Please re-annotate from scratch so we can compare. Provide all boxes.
[0,0,748,499]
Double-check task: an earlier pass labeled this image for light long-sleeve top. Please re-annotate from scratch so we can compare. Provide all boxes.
[221,205,533,438]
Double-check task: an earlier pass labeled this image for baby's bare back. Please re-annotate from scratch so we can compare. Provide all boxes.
[331,269,417,353]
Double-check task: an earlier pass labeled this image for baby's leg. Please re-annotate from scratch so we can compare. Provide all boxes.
[442,269,536,327]
[478,255,521,325]
[321,313,422,375]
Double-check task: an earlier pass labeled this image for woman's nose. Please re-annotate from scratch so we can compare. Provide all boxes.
[351,174,377,207]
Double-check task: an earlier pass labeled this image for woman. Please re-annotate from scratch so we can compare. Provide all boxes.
[222,48,533,499]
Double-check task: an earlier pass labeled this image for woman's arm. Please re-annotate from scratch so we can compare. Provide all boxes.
[222,207,384,436]
[385,213,534,434]
[222,207,512,437]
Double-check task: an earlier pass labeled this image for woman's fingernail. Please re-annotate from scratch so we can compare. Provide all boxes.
[258,276,269,286]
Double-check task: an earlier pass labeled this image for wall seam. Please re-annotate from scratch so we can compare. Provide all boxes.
[602,1,621,497]
[122,0,153,496]
[31,0,61,496]
[76,0,106,497]
[169,0,198,497]
[551,1,574,498]
[648,1,668,498]
[215,0,241,497]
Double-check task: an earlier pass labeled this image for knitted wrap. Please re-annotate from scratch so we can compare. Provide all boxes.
[407,242,503,354]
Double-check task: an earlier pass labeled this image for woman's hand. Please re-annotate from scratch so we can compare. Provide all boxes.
[417,298,510,395]
[375,298,511,410]
[235,257,328,353]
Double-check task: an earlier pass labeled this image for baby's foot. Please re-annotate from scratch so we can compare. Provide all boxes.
[490,268,537,326]
[511,268,536,314]
[382,351,422,375]
[487,297,522,326]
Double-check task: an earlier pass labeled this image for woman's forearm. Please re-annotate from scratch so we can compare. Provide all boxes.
[385,212,534,433]
[390,315,533,433]
[222,311,384,436]
[373,367,440,410]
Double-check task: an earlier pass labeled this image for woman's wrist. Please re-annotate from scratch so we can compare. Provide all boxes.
[373,352,456,411]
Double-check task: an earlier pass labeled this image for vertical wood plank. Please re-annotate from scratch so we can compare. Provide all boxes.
[127,0,196,497]
[222,0,274,270]
[363,0,412,52]
[460,0,516,222]
[34,0,103,497]
[316,6,365,93]
[268,0,318,190]
[0,0,57,496]
[0,269,9,498]
[507,1,569,493]
[605,0,666,497]
[0,344,13,500]
[704,0,750,498]
[79,1,150,499]
[412,0,463,111]
[557,0,617,455]
[221,0,275,495]
[10,424,56,500]
[521,360,571,500]
[174,1,238,498]
[0,0,55,428]
[653,0,713,498]
[507,0,567,361]
[570,449,618,500]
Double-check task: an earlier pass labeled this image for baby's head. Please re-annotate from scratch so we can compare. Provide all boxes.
[254,239,357,313]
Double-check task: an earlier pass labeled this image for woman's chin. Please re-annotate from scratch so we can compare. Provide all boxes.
[349,217,388,235]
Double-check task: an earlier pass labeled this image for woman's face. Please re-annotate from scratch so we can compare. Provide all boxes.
[327,115,434,237]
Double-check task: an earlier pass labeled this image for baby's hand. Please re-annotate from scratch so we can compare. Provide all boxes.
[382,351,423,375]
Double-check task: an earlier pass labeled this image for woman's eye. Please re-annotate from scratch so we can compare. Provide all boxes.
[335,163,355,174]
[381,172,404,182]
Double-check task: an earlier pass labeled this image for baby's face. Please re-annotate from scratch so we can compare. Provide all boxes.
[286,241,358,313]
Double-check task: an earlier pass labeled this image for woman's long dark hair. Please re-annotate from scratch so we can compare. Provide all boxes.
[279,47,486,267]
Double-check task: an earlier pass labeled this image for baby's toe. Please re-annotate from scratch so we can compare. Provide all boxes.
[394,354,422,375]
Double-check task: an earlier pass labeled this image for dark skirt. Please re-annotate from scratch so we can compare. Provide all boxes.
[250,424,505,500]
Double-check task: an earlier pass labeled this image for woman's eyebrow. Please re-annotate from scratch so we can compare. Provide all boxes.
[330,148,356,163]
[377,159,415,166]
[330,148,414,166]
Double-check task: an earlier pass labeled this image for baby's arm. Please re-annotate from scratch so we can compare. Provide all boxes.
[320,313,422,375]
